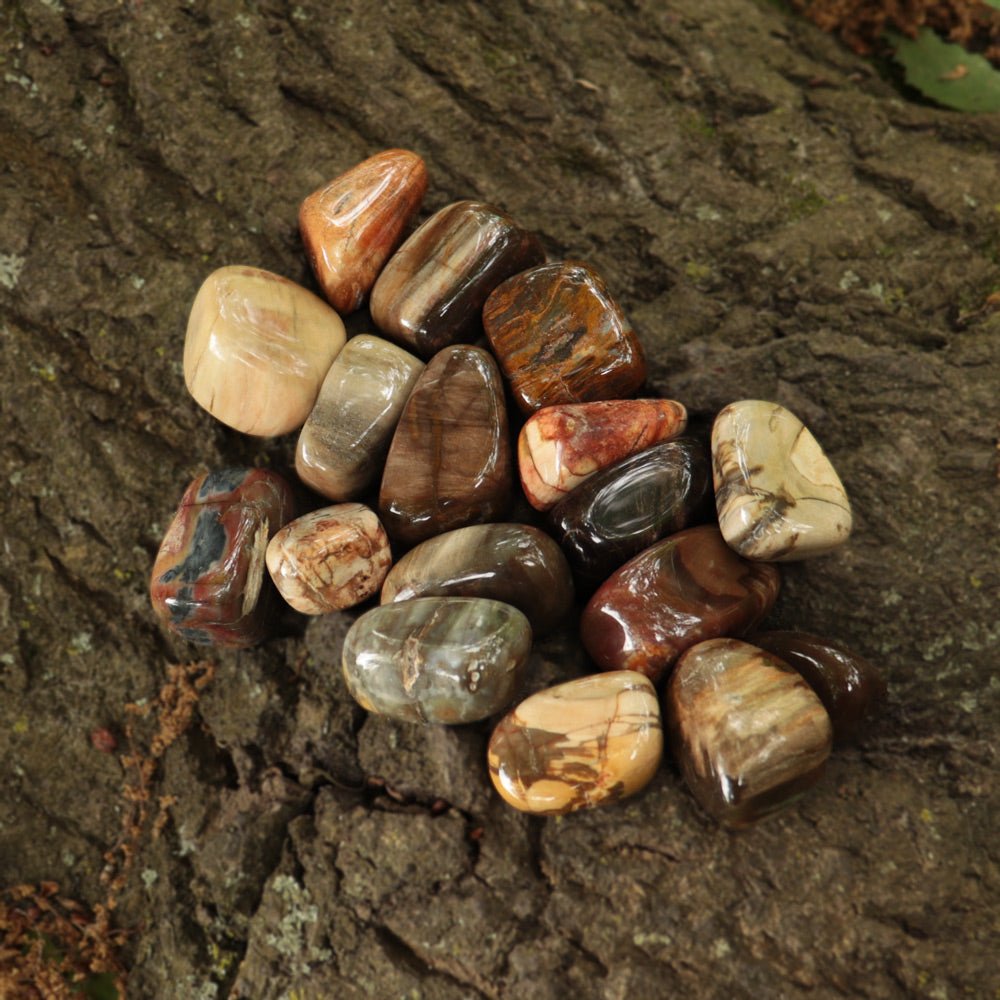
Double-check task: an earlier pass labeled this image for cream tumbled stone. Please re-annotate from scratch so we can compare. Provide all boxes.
[183,265,346,437]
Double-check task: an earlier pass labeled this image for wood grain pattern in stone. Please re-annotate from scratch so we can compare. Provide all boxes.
[265,503,391,615]
[483,261,647,414]
[580,524,781,683]
[299,149,428,314]
[150,468,294,646]
[712,399,852,561]
[378,344,512,547]
[380,523,573,635]
[342,597,532,724]
[183,265,347,437]
[488,671,662,814]
[518,398,688,510]
[666,638,833,827]
[370,199,544,358]
[296,334,424,500]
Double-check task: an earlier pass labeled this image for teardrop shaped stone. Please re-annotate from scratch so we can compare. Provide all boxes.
[666,638,833,827]
[296,334,424,501]
[712,400,852,561]
[150,468,295,647]
[299,149,428,314]
[342,597,532,724]
[547,438,712,590]
[580,525,781,683]
[380,523,574,635]
[378,344,512,547]
[488,671,662,814]
[518,398,688,510]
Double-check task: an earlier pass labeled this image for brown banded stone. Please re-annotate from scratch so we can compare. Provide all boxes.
[378,344,512,547]
[483,261,647,414]
[370,200,544,358]
[299,148,428,314]
[666,638,833,827]
[580,524,781,683]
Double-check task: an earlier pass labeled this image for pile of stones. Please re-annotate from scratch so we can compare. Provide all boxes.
[150,150,884,827]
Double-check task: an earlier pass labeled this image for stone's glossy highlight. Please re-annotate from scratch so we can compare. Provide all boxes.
[518,399,688,510]
[483,261,647,414]
[370,200,544,358]
[296,334,424,500]
[666,638,833,827]
[712,400,852,561]
[378,345,513,547]
[183,266,347,437]
[380,523,574,636]
[548,438,712,589]
[488,672,662,815]
[150,468,295,646]
[342,597,532,724]
[749,631,886,742]
[299,149,428,314]
[580,525,781,683]
[265,503,391,615]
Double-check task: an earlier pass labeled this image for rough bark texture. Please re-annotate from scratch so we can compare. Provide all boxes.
[1,1,998,997]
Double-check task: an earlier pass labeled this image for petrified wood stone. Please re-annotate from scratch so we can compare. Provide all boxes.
[150,468,295,646]
[712,399,852,561]
[380,523,573,635]
[488,671,662,814]
[370,200,544,358]
[299,148,428,314]
[378,344,512,547]
[666,638,833,827]
[483,261,647,414]
[342,597,532,724]
[265,503,391,615]
[580,524,781,683]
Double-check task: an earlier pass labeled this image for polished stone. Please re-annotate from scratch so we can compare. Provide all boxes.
[518,398,688,510]
[488,671,662,814]
[378,344,512,547]
[666,638,833,827]
[712,399,852,561]
[150,468,295,646]
[296,334,424,500]
[483,261,647,414]
[580,525,781,683]
[548,438,712,589]
[266,503,391,615]
[380,523,573,635]
[749,630,886,742]
[342,597,532,724]
[370,200,544,358]
[183,266,346,437]
[299,149,427,313]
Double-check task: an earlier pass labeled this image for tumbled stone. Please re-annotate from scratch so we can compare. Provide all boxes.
[712,399,852,561]
[548,438,712,590]
[488,671,662,815]
[183,266,346,437]
[666,638,833,827]
[378,344,512,547]
[342,597,532,724]
[296,334,424,500]
[299,148,428,314]
[265,503,391,615]
[380,523,573,635]
[749,630,886,742]
[370,200,544,358]
[150,468,295,646]
[518,398,688,510]
[483,261,647,414]
[580,525,781,683]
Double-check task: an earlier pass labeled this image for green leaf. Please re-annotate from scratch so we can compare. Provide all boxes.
[76,972,119,1000]
[886,28,1000,112]
[982,0,1000,10]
